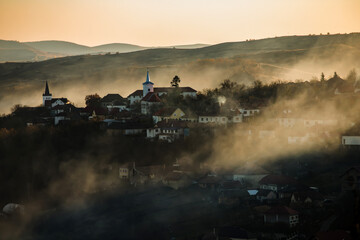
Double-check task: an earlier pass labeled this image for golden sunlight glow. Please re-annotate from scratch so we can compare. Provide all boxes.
[0,0,359,46]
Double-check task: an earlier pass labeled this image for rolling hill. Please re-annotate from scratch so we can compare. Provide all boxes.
[0,33,360,114]
[0,40,210,63]
[0,40,65,62]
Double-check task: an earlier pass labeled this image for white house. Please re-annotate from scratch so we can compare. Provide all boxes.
[127,70,197,105]
[146,128,161,138]
[198,115,229,125]
[240,108,260,117]
[342,136,360,146]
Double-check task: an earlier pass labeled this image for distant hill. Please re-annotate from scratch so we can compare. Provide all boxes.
[0,33,360,114]
[91,43,147,53]
[25,41,91,55]
[0,40,64,62]
[0,40,210,62]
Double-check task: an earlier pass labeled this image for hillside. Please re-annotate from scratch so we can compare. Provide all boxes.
[0,33,360,114]
[0,41,209,62]
[0,40,64,62]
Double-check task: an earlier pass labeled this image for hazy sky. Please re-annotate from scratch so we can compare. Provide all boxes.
[0,0,360,46]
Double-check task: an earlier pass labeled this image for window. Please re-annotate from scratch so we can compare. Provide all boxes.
[201,117,204,121]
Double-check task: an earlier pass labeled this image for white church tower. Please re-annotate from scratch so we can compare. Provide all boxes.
[142,69,154,97]
[42,81,52,106]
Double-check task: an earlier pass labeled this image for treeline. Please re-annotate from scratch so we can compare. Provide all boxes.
[161,69,360,115]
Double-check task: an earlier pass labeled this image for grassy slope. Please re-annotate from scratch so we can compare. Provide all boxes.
[0,33,360,113]
[0,40,64,62]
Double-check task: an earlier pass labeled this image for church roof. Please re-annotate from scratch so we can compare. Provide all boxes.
[141,92,162,102]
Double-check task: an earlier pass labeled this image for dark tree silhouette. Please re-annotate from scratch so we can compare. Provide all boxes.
[170,75,181,88]
[85,93,101,107]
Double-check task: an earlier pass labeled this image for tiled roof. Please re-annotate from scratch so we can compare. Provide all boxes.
[51,98,69,103]
[101,94,124,102]
[141,92,162,102]
[153,107,177,116]
[128,90,143,98]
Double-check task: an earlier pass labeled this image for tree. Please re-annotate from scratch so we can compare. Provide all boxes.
[170,75,181,88]
[346,69,357,83]
[220,79,238,90]
[320,72,325,82]
[85,94,101,108]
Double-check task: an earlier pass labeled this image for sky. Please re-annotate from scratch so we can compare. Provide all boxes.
[0,0,360,46]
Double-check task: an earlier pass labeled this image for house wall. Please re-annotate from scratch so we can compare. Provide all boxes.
[128,95,142,105]
[264,214,298,227]
[199,116,228,124]
[43,95,52,106]
[119,167,129,179]
[232,115,243,123]
[54,116,65,125]
[241,109,260,117]
[181,92,197,98]
[260,184,278,192]
[342,136,360,146]
[52,100,65,108]
[146,128,161,138]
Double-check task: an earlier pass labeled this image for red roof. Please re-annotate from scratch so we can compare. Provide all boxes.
[266,206,298,215]
[141,92,161,102]
[153,107,177,116]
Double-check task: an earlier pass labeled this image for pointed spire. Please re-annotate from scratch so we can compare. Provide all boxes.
[146,69,150,83]
[142,68,154,86]
[43,81,51,96]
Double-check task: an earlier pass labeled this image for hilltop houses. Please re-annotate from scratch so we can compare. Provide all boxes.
[127,70,197,105]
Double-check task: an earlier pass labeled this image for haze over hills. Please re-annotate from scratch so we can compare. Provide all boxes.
[0,33,360,114]
[0,40,210,63]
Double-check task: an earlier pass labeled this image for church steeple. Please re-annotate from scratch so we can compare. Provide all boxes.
[42,81,52,106]
[142,69,154,97]
[43,81,51,96]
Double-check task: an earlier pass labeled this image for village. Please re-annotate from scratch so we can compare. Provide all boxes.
[2,70,360,239]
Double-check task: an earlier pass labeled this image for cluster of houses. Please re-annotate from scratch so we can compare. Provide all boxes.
[108,156,357,239]
[18,70,360,146]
